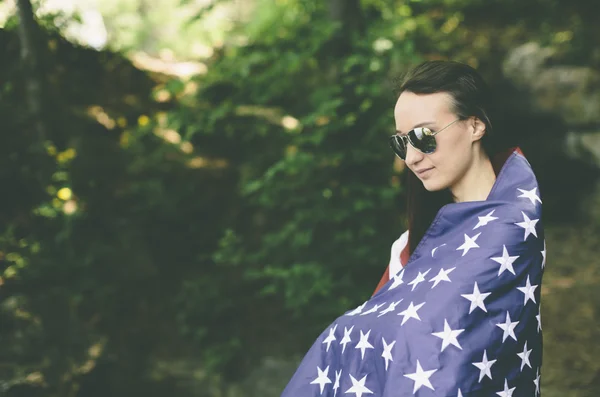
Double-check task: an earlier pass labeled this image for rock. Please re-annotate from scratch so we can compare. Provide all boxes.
[503,43,600,126]
[565,130,600,168]
[532,67,600,126]
[502,42,555,87]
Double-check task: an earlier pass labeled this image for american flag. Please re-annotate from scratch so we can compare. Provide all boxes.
[281,150,545,396]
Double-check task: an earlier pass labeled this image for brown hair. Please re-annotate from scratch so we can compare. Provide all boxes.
[397,61,500,255]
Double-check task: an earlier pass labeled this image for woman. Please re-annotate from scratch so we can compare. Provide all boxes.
[281,61,545,396]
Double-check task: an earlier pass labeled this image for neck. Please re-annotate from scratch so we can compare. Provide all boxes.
[450,150,496,203]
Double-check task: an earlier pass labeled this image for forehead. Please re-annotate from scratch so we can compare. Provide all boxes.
[394,91,454,129]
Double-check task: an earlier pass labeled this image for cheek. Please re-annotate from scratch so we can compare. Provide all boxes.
[438,132,471,162]
[439,132,467,151]
[430,135,462,167]
[429,136,471,182]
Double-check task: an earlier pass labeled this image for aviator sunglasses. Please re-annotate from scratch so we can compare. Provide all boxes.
[389,118,461,160]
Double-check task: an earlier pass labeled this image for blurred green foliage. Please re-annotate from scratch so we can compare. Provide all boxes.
[1,0,599,396]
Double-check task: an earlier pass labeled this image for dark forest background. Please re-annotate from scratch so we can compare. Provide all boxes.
[1,0,600,396]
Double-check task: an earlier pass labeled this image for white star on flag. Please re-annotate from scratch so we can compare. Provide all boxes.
[517,187,542,206]
[473,210,498,229]
[381,337,395,370]
[431,244,446,257]
[340,326,354,353]
[536,306,542,332]
[398,301,426,325]
[461,282,491,313]
[541,240,546,268]
[517,340,532,371]
[322,324,337,352]
[388,269,405,291]
[533,368,541,396]
[347,302,367,316]
[517,275,538,305]
[378,300,403,317]
[403,359,437,393]
[491,245,519,276]
[472,350,496,382]
[333,369,342,397]
[515,212,538,241]
[345,374,373,397]
[496,379,516,397]
[310,365,332,394]
[432,318,464,351]
[496,311,519,342]
[457,389,463,397]
[360,303,385,316]
[456,232,481,256]
[355,329,374,359]
[408,268,431,291]
[429,267,456,289]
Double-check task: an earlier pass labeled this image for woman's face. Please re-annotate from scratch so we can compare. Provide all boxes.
[394,91,481,193]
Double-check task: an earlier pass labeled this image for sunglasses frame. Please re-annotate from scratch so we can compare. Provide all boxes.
[389,118,461,160]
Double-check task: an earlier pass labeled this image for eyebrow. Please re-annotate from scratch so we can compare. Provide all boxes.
[395,121,436,135]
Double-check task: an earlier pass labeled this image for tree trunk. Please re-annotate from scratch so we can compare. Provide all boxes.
[328,0,365,36]
[15,0,47,143]
[325,0,365,59]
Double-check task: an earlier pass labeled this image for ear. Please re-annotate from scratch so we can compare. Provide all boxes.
[470,117,486,142]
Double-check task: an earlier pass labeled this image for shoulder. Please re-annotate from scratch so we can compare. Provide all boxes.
[470,201,543,255]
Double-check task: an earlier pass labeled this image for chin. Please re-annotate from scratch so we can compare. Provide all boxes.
[421,178,449,192]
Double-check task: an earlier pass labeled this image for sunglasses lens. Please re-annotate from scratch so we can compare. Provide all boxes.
[408,128,436,154]
[389,136,407,159]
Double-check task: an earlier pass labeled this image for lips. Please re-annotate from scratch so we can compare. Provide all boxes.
[415,167,434,177]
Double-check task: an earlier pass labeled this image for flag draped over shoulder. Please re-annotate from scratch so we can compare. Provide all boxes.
[281,150,545,397]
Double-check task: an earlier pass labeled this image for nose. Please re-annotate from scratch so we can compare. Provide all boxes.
[404,143,424,168]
